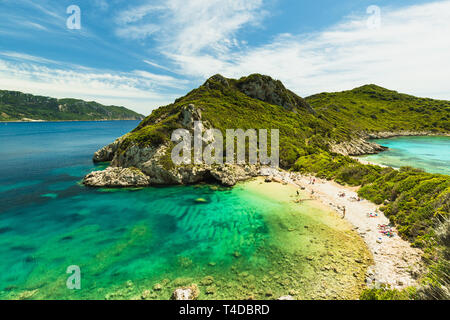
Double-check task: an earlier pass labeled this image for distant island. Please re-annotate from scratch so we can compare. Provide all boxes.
[0,90,144,121]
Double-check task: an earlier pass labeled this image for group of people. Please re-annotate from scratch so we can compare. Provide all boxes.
[378,224,395,237]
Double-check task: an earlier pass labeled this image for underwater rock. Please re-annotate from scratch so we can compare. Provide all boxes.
[141,290,151,299]
[200,276,214,286]
[172,284,199,300]
[153,283,162,291]
[18,289,38,300]
[205,286,216,295]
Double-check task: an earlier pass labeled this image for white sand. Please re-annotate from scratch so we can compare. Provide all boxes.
[260,167,425,289]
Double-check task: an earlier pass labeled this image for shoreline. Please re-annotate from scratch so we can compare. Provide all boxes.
[259,167,425,290]
[363,131,450,139]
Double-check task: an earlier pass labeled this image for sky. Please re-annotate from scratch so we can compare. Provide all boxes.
[0,0,449,115]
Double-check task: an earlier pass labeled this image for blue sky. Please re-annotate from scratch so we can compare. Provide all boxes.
[0,0,449,114]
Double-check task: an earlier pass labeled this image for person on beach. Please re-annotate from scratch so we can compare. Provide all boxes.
[342,206,346,219]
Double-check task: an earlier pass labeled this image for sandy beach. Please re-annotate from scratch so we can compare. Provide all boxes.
[260,167,425,290]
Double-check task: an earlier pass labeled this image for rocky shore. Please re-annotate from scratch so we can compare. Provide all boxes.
[329,137,387,156]
[363,131,450,139]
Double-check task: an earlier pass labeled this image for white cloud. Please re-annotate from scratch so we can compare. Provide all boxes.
[0,57,178,115]
[132,70,188,87]
[94,0,109,11]
[163,0,450,100]
[0,51,59,65]
[143,59,175,73]
[116,0,266,55]
[116,23,161,40]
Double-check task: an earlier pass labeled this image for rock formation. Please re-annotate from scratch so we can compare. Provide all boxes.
[83,103,260,187]
[329,137,387,156]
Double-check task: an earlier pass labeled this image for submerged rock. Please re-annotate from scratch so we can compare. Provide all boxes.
[171,284,199,300]
[153,283,162,291]
[18,289,38,300]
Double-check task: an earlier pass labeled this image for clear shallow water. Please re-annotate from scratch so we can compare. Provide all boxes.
[0,121,369,300]
[359,136,450,175]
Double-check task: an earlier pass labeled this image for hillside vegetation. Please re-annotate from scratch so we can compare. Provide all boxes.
[306,84,450,135]
[0,90,144,121]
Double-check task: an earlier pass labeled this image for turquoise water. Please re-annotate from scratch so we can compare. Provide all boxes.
[359,136,450,175]
[0,121,369,300]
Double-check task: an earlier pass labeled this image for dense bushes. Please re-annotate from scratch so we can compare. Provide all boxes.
[359,168,449,248]
[293,152,382,186]
[417,217,450,300]
[360,286,416,300]
[306,84,450,134]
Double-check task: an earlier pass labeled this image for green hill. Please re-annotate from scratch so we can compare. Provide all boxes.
[306,84,450,133]
[0,90,144,121]
[121,74,357,169]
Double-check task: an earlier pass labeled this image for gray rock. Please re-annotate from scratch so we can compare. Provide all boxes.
[93,140,120,162]
[83,167,150,187]
[171,284,199,300]
[329,137,387,156]
[180,104,202,128]
[234,74,315,114]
